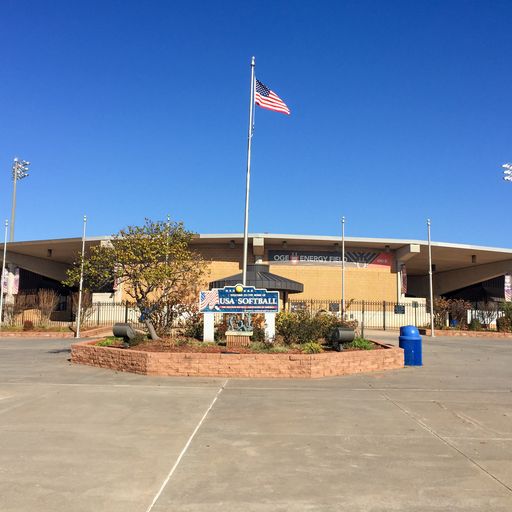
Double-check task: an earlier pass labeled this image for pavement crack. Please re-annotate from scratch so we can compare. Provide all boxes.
[381,391,512,495]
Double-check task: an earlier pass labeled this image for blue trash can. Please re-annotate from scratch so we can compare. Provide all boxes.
[399,325,422,366]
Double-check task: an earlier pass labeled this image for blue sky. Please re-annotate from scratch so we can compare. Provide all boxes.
[1,0,511,246]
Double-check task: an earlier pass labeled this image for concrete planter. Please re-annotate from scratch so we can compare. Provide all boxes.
[71,340,404,379]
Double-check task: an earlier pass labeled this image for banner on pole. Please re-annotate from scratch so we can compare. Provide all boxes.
[401,264,407,296]
[505,274,512,302]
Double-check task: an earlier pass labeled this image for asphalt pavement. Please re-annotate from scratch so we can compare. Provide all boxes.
[0,332,511,511]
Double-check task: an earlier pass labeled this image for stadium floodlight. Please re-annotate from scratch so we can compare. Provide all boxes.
[503,163,512,182]
[10,157,31,241]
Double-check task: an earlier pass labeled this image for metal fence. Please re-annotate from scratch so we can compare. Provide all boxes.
[287,299,430,330]
[3,302,147,331]
[4,299,510,332]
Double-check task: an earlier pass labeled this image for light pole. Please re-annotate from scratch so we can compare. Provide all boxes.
[75,215,87,338]
[10,158,31,242]
[502,163,512,182]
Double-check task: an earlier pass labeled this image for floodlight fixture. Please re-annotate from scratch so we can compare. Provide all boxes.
[503,163,512,182]
[10,157,32,241]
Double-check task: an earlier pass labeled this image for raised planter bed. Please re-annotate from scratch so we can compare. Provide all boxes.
[419,328,512,338]
[71,340,404,379]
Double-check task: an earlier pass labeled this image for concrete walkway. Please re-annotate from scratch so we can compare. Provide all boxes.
[0,333,511,511]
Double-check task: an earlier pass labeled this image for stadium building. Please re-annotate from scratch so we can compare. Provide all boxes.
[2,233,512,314]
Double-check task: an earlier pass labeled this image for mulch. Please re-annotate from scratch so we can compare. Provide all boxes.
[98,339,382,354]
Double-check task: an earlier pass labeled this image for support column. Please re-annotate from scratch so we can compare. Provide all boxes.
[203,312,215,342]
[265,312,276,341]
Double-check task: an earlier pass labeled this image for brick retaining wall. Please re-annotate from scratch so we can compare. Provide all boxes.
[71,341,404,379]
[0,326,112,339]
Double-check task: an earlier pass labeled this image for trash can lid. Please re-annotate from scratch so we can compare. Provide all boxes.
[400,325,419,337]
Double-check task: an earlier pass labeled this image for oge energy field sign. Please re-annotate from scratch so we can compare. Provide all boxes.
[199,285,279,313]
[199,285,279,342]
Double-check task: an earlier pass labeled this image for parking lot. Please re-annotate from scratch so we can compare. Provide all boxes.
[1,332,511,511]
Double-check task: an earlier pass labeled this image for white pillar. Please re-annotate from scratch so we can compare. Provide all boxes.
[264,312,276,341]
[203,313,215,342]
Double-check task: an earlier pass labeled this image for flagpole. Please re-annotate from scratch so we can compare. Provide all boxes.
[0,220,8,325]
[427,218,435,338]
[242,56,256,286]
[341,216,345,318]
[76,215,87,338]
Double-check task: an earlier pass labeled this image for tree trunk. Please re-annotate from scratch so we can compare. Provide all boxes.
[145,319,160,340]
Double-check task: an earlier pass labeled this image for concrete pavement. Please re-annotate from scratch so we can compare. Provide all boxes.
[0,333,511,511]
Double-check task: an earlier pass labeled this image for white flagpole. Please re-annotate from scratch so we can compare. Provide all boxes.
[76,215,87,338]
[341,216,345,318]
[242,56,256,286]
[0,220,8,325]
[427,218,435,337]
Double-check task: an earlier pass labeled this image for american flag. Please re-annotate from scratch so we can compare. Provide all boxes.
[255,79,290,115]
[200,289,219,311]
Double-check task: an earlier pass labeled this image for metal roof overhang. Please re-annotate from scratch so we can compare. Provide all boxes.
[209,264,304,294]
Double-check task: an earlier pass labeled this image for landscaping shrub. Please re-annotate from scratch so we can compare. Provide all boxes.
[301,341,323,354]
[449,299,471,329]
[37,289,59,327]
[497,317,512,332]
[276,310,321,344]
[468,318,483,331]
[214,319,228,342]
[345,337,374,350]
[432,298,450,329]
[23,320,34,331]
[497,303,512,332]
[432,298,471,329]
[126,332,146,347]
[276,311,358,345]
[183,314,203,340]
[251,326,266,342]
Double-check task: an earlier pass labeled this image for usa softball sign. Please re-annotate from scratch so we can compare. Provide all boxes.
[199,285,279,313]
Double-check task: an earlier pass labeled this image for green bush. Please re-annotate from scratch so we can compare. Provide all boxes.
[468,318,483,331]
[301,341,323,354]
[276,310,358,345]
[251,326,266,342]
[182,314,203,340]
[497,316,512,332]
[23,320,34,331]
[276,310,322,344]
[498,302,512,333]
[345,337,374,350]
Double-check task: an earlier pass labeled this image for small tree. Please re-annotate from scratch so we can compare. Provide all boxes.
[475,301,498,328]
[64,219,208,338]
[432,297,450,329]
[37,289,59,327]
[3,293,37,326]
[70,291,94,331]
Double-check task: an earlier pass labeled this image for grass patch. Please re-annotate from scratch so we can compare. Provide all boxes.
[96,337,123,347]
[344,337,374,350]
[249,342,291,353]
